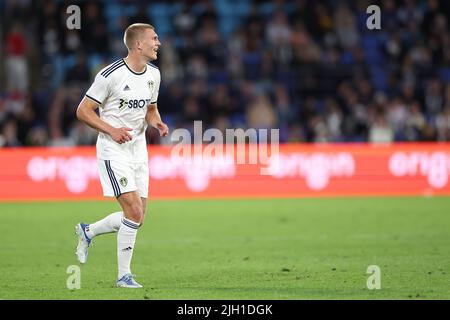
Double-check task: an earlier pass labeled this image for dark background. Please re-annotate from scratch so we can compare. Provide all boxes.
[0,0,449,147]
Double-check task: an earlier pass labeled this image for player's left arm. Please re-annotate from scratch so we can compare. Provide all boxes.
[146,103,169,137]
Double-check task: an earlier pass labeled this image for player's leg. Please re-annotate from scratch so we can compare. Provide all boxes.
[86,211,123,237]
[116,190,143,288]
[77,159,123,238]
[75,159,135,264]
[75,211,123,264]
[115,161,149,287]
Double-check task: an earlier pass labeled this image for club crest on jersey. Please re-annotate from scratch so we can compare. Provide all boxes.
[119,177,128,187]
[147,80,154,92]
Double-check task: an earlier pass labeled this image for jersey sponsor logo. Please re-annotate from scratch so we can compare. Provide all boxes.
[119,99,128,109]
[123,85,130,91]
[118,98,152,109]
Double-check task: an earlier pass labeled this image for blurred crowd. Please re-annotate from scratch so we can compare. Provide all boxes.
[0,0,449,147]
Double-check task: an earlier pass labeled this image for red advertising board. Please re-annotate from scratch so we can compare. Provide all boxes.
[0,143,449,201]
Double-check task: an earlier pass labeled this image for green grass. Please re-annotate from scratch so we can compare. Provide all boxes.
[0,197,449,300]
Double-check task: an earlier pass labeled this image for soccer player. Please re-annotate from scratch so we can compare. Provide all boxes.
[74,23,168,288]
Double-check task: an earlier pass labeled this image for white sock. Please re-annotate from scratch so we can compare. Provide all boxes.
[86,211,123,239]
[117,217,140,279]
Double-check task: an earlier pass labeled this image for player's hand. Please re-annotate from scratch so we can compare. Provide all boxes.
[109,127,133,144]
[156,122,169,137]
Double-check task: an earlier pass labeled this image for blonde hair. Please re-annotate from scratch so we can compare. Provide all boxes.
[123,23,155,50]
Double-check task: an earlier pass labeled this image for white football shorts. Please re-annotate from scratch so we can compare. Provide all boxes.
[98,159,149,198]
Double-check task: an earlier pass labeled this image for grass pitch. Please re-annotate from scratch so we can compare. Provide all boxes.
[0,197,449,300]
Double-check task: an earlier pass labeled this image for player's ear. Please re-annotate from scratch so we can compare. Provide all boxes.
[135,40,141,51]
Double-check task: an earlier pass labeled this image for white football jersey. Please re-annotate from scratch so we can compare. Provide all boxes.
[85,59,160,162]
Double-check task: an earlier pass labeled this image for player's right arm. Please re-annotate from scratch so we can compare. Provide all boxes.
[76,96,132,144]
[77,70,132,144]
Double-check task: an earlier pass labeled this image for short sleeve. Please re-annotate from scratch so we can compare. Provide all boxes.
[150,70,161,104]
[85,74,110,105]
